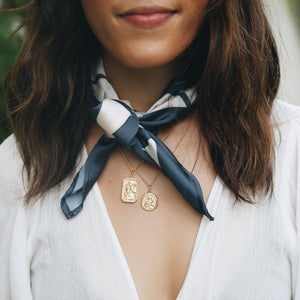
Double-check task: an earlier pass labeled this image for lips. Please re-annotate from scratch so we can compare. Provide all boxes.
[118,6,178,29]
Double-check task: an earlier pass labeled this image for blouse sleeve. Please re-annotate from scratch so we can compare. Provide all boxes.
[294,120,300,299]
[276,100,300,299]
[0,136,33,300]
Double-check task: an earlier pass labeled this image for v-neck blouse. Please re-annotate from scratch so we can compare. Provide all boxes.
[0,99,300,300]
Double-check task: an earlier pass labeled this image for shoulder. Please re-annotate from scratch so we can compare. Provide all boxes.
[0,134,24,169]
[271,100,300,211]
[272,99,300,130]
[0,135,25,195]
[0,135,25,214]
[0,135,27,247]
[270,101,300,297]
[272,100,300,153]
[272,98,300,155]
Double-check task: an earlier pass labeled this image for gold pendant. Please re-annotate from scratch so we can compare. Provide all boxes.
[121,178,139,203]
[141,192,158,211]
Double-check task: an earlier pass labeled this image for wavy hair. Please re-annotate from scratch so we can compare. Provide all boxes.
[5,0,280,203]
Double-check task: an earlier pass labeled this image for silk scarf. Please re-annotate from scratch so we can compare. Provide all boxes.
[61,61,213,221]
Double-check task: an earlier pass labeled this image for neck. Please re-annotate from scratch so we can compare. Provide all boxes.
[102,52,180,112]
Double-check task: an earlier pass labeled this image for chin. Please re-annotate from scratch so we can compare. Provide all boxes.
[110,43,183,69]
[119,55,176,69]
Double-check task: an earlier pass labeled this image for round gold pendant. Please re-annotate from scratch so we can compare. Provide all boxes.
[141,192,158,211]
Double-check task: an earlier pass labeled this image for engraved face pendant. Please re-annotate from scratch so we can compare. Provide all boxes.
[141,192,158,211]
[121,178,139,203]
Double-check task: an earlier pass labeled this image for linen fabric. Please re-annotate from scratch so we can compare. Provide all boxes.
[61,64,213,221]
[0,99,300,300]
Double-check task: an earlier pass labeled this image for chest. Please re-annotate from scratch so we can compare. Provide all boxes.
[29,177,294,300]
[81,120,217,299]
[96,150,212,300]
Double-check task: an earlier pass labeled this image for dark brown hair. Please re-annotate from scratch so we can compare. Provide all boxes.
[5,0,279,203]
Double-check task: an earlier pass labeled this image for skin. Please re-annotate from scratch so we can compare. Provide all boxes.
[81,0,208,111]
[82,1,216,299]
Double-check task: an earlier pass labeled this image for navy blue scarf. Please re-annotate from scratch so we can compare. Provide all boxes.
[61,62,213,221]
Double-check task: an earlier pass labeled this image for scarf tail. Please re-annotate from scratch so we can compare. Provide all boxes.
[61,136,117,219]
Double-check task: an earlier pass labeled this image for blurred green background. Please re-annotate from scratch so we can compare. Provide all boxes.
[0,0,26,143]
[0,0,300,143]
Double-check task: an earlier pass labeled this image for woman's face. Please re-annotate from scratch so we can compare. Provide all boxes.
[81,0,208,69]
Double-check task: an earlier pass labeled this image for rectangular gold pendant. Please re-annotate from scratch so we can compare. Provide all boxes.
[121,178,139,203]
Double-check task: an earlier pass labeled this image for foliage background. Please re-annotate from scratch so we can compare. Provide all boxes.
[0,0,299,143]
[0,0,26,143]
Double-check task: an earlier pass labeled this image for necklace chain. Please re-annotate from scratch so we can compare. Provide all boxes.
[118,121,178,175]
[119,113,196,190]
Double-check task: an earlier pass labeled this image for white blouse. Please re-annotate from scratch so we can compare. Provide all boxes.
[0,99,300,300]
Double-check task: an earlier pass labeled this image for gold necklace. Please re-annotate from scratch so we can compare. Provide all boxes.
[119,114,196,211]
[118,125,176,204]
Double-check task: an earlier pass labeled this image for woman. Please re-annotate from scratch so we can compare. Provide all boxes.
[0,0,299,299]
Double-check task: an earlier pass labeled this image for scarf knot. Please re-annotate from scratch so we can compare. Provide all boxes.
[92,99,140,147]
